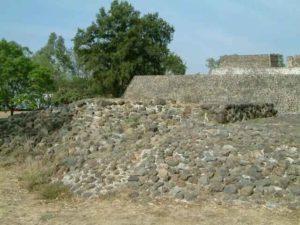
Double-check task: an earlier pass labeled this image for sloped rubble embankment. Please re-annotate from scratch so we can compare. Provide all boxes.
[0,98,300,208]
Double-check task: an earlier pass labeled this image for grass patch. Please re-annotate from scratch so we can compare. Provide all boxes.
[39,182,72,200]
[39,212,56,222]
[125,116,139,128]
[19,161,71,200]
[20,162,51,192]
[0,156,17,167]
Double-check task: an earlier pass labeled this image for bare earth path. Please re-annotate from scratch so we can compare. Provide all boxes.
[0,166,299,225]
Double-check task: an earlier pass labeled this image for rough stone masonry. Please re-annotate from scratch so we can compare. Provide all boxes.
[0,99,299,208]
[1,54,300,209]
[211,54,300,75]
[123,74,300,113]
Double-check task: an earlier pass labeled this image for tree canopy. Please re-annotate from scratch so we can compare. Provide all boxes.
[0,39,53,115]
[74,0,186,96]
[163,53,186,75]
[206,57,220,72]
[33,32,74,78]
[1,1,188,110]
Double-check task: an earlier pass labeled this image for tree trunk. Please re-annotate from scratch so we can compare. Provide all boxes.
[10,108,14,116]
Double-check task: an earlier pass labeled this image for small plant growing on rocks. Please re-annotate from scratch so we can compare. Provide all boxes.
[19,161,71,200]
[20,162,51,192]
[39,182,71,200]
[125,116,139,128]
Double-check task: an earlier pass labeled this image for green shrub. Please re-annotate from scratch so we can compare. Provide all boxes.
[20,163,51,191]
[0,156,17,167]
[39,182,71,200]
[19,161,71,199]
[125,116,139,128]
[51,76,104,105]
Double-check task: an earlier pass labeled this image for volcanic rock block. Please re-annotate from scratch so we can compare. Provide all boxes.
[201,103,277,123]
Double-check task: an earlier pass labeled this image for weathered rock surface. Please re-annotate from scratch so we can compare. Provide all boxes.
[0,98,300,209]
[200,103,277,123]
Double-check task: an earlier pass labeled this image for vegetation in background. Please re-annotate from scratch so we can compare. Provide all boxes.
[0,39,54,115]
[1,1,187,109]
[74,0,186,97]
[51,76,104,105]
[206,57,220,71]
[19,161,71,200]
[33,32,75,79]
[33,33,96,105]
[278,55,285,67]
[163,53,186,75]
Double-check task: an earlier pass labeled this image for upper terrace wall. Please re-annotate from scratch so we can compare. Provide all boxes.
[218,54,282,68]
[123,75,300,113]
[210,67,300,75]
[287,55,300,67]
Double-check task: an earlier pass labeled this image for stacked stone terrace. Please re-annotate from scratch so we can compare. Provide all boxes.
[218,54,282,68]
[124,75,300,113]
[287,55,300,67]
[1,99,300,207]
[211,54,300,75]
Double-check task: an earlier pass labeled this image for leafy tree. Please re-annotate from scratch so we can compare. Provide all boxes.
[277,55,285,67]
[51,76,103,105]
[33,32,74,78]
[28,66,54,108]
[206,57,220,72]
[163,53,186,75]
[0,39,53,115]
[0,39,32,115]
[74,0,185,96]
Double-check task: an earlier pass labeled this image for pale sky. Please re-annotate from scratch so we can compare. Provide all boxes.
[1,0,300,73]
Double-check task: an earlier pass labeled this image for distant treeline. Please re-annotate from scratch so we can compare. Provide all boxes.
[0,0,186,115]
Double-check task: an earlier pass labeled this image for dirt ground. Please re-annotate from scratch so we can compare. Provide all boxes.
[0,166,299,225]
[0,111,26,118]
[0,112,10,118]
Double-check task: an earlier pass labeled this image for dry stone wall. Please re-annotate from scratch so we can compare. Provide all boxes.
[201,103,277,124]
[210,54,300,75]
[1,99,300,208]
[210,67,300,76]
[123,75,300,113]
[218,54,282,68]
[288,55,300,67]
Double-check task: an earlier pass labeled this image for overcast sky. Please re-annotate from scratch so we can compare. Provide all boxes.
[1,0,300,73]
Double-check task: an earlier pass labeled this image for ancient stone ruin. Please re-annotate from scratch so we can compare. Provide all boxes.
[287,55,300,67]
[1,53,300,209]
[218,54,283,68]
[210,54,300,75]
[124,74,300,113]
[1,98,299,208]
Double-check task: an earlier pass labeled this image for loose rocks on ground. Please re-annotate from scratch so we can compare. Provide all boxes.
[0,98,299,209]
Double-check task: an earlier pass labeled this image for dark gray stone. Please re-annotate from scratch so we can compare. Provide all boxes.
[199,175,210,186]
[166,159,179,167]
[85,183,96,190]
[82,192,93,198]
[209,182,224,192]
[129,191,139,198]
[153,98,167,106]
[153,182,164,190]
[247,165,262,179]
[240,186,254,196]
[289,185,300,196]
[203,155,217,162]
[175,191,184,200]
[133,167,147,176]
[128,175,140,182]
[224,185,238,194]
[180,171,192,181]
[184,191,198,201]
[256,179,272,187]
[151,175,159,183]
